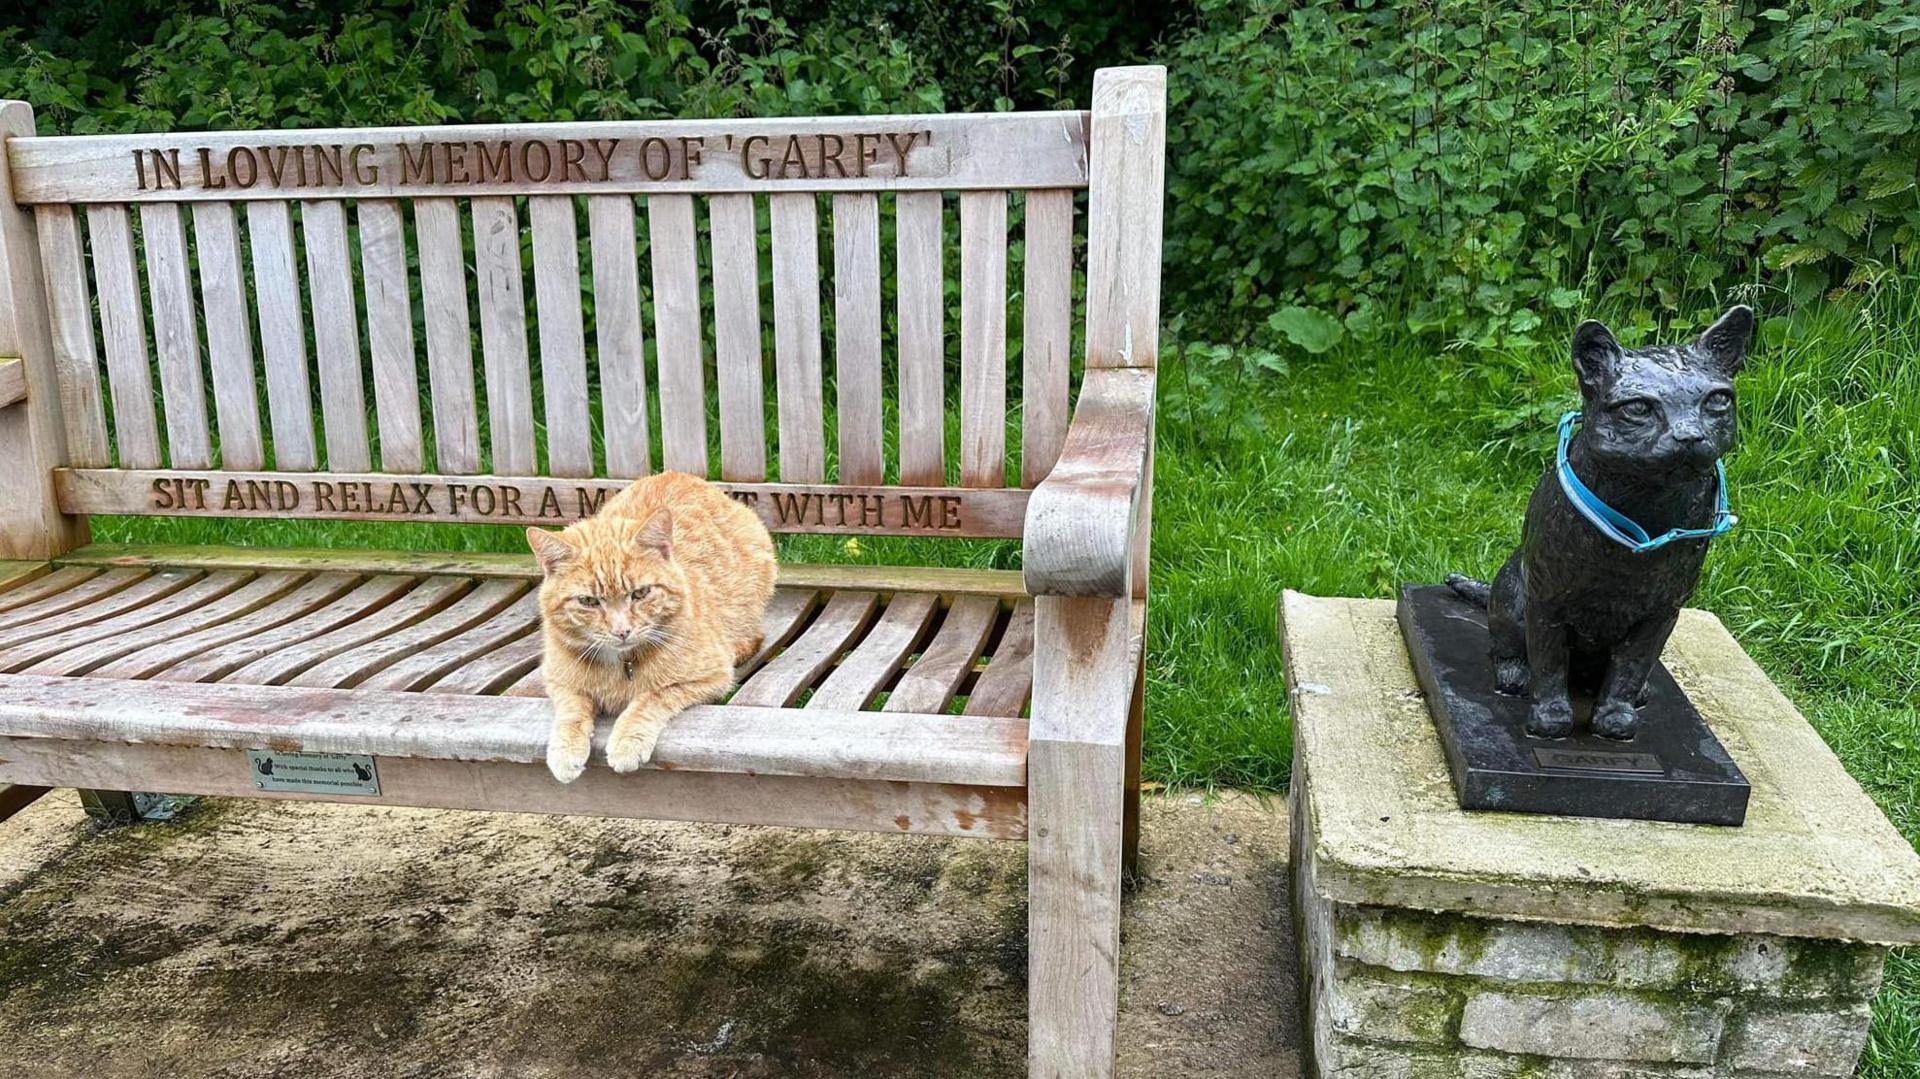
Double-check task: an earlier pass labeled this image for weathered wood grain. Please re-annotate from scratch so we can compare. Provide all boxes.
[216,575,470,686]
[1021,189,1074,485]
[89,571,363,680]
[894,190,945,485]
[357,198,424,472]
[57,468,1031,537]
[832,192,884,485]
[138,202,213,468]
[806,591,937,711]
[357,588,539,692]
[31,204,110,465]
[153,573,418,684]
[19,570,302,677]
[0,561,51,600]
[12,112,1090,203]
[301,199,372,470]
[884,594,1001,714]
[85,203,162,468]
[1083,66,1165,370]
[190,201,266,469]
[425,626,542,695]
[769,192,826,483]
[0,567,166,638]
[732,589,879,707]
[963,598,1035,718]
[246,200,319,470]
[471,196,537,474]
[0,358,22,409]
[288,577,527,689]
[0,565,103,617]
[0,735,1025,839]
[1021,366,1155,597]
[413,197,482,474]
[587,194,649,478]
[708,192,767,481]
[648,194,707,475]
[0,569,245,671]
[529,194,593,476]
[959,190,1008,488]
[737,587,820,679]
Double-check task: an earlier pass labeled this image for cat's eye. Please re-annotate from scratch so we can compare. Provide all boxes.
[574,594,602,608]
[1618,399,1656,420]
[630,585,653,601]
[1703,390,1734,413]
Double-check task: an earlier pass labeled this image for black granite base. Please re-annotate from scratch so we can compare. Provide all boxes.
[1396,584,1750,827]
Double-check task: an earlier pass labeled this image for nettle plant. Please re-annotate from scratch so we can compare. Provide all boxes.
[1164,0,1920,350]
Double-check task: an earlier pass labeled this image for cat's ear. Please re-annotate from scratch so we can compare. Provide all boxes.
[1572,319,1624,394]
[526,528,575,575]
[1695,304,1754,378]
[633,508,674,560]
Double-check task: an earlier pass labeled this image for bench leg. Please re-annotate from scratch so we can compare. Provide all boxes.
[1122,645,1146,880]
[78,789,184,828]
[1029,596,1130,1079]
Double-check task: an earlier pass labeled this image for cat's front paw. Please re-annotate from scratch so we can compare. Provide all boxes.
[1592,700,1639,741]
[547,736,591,784]
[606,727,661,774]
[1525,697,1576,739]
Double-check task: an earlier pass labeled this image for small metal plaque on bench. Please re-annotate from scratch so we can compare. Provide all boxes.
[246,751,380,796]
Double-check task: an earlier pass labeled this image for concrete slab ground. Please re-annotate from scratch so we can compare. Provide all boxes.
[0,789,1300,1078]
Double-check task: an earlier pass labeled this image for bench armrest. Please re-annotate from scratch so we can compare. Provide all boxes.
[0,358,24,410]
[1022,367,1156,597]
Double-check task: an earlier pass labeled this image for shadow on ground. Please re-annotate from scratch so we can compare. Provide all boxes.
[0,790,1298,1078]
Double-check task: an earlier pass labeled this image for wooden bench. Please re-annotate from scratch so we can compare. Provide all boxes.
[0,65,1163,1076]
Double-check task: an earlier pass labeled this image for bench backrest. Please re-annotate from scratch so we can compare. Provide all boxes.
[0,67,1163,560]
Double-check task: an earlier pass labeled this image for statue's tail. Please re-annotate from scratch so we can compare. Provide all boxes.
[1445,573,1492,608]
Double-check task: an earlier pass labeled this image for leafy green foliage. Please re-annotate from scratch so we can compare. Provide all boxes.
[1164,0,1920,349]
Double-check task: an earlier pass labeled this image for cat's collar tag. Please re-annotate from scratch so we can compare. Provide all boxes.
[1556,410,1738,554]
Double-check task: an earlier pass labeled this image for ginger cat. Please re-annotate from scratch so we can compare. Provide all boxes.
[527,471,776,783]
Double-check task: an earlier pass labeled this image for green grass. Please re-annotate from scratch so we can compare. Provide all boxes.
[86,287,1920,1070]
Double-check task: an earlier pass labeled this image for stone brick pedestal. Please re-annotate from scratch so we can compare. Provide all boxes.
[1280,593,1920,1079]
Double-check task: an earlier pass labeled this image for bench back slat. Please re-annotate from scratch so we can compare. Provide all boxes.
[245,200,320,470]
[190,201,266,470]
[471,195,537,474]
[413,196,483,475]
[709,192,767,481]
[31,205,111,467]
[586,193,649,479]
[85,204,163,469]
[302,199,373,471]
[528,194,593,477]
[894,190,946,486]
[358,198,425,473]
[831,192,884,486]
[138,203,214,468]
[959,190,1009,489]
[647,193,708,476]
[769,192,826,484]
[1020,188,1074,485]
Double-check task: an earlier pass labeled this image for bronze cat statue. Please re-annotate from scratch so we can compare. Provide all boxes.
[1447,306,1752,741]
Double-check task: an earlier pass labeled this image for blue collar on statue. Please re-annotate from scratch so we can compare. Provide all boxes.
[1555,410,1737,554]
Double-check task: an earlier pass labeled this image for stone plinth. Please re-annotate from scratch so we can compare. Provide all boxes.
[1281,592,1920,1079]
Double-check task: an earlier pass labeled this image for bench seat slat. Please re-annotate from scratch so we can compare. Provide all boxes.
[357,590,541,692]
[20,570,304,677]
[962,598,1035,718]
[424,624,544,695]
[287,578,528,689]
[806,591,939,711]
[0,568,188,642]
[0,570,246,672]
[154,574,416,683]
[90,571,363,680]
[0,565,99,616]
[884,594,1001,714]
[736,587,819,680]
[0,673,1026,790]
[732,589,879,707]
[218,575,472,686]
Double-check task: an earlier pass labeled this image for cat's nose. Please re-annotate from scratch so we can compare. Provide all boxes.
[1672,424,1706,443]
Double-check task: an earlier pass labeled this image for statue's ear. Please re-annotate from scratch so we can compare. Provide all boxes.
[1695,304,1754,378]
[1572,320,1625,394]
[527,528,575,575]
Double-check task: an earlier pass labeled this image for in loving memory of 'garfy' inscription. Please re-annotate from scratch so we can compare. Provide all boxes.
[129,130,935,191]
[145,476,968,532]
